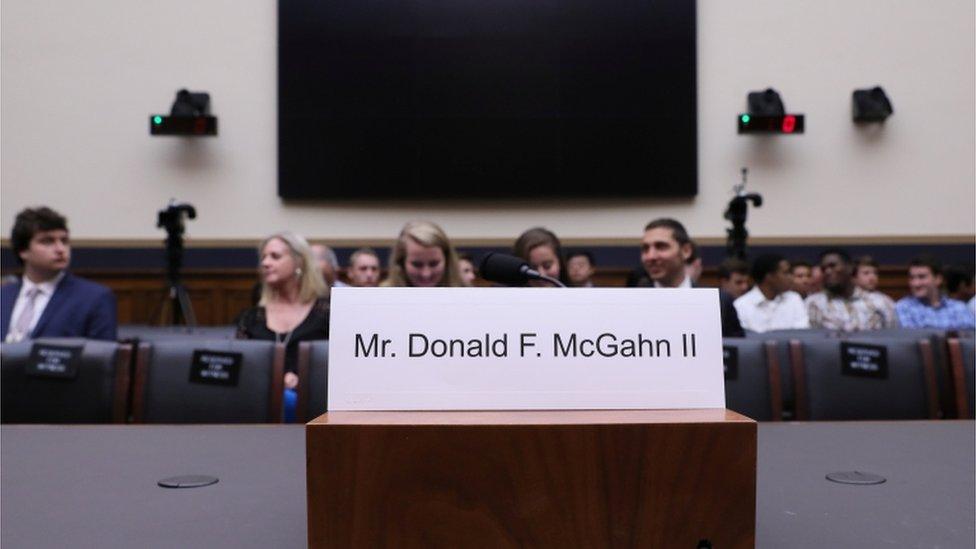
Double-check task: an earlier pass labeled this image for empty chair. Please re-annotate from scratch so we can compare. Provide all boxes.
[791,337,939,420]
[854,328,953,414]
[948,338,975,418]
[296,340,329,422]
[746,329,833,419]
[132,339,285,423]
[1,338,131,423]
[722,338,782,421]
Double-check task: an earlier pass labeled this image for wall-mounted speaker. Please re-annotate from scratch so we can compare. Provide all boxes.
[852,86,893,123]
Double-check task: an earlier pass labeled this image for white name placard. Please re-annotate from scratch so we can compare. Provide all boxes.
[327,287,725,411]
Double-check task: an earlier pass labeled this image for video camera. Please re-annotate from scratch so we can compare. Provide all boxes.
[724,169,762,260]
[156,200,196,285]
[157,201,197,236]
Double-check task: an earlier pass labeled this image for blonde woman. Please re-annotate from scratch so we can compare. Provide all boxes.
[236,231,329,420]
[382,221,466,287]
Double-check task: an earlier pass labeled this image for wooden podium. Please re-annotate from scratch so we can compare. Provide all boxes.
[306,409,756,548]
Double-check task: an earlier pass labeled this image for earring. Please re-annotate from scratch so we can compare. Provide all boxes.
[295,268,303,277]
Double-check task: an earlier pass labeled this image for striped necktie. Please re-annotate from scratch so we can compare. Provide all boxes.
[11,286,40,342]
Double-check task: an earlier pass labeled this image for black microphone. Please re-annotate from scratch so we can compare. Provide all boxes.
[478,252,566,287]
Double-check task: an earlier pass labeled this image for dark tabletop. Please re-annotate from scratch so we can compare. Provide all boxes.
[2,421,973,548]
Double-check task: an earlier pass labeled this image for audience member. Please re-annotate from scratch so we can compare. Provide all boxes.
[382,221,466,287]
[685,241,703,284]
[566,251,596,288]
[1,207,116,342]
[853,255,897,314]
[457,253,478,286]
[894,255,975,329]
[513,227,567,287]
[944,263,976,315]
[733,254,809,332]
[347,248,381,287]
[806,248,897,331]
[853,255,882,292]
[236,231,330,421]
[638,218,744,337]
[809,264,824,294]
[790,261,815,298]
[311,244,347,288]
[718,258,751,299]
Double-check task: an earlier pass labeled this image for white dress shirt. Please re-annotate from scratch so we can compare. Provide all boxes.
[653,275,693,289]
[5,272,65,343]
[733,286,809,333]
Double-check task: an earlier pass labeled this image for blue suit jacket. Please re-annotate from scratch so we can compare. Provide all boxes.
[1,273,117,341]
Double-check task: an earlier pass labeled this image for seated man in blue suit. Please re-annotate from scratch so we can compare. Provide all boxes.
[2,207,116,342]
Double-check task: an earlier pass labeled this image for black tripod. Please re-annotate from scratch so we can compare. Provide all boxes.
[724,168,763,260]
[151,201,197,326]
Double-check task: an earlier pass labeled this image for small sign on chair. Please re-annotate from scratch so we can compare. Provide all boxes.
[840,342,888,379]
[189,350,242,386]
[723,346,739,380]
[27,343,81,379]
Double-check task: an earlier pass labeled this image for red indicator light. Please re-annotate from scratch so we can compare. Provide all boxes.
[782,115,796,133]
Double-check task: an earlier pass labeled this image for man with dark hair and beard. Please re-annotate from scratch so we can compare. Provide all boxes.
[638,218,744,337]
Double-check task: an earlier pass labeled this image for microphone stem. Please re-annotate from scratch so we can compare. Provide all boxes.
[538,275,566,288]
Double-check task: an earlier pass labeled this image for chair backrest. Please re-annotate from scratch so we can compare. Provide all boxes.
[791,337,939,420]
[852,328,952,415]
[118,325,238,341]
[751,329,834,419]
[948,338,975,418]
[722,338,782,421]
[750,328,835,340]
[132,339,284,423]
[1,338,131,423]
[297,340,330,422]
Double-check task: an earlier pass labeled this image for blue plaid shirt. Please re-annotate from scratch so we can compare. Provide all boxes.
[895,295,976,329]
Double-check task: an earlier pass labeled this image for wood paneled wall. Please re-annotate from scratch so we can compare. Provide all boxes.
[70,270,259,326]
[45,266,914,326]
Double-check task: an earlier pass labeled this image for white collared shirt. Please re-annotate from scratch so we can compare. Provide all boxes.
[734,286,809,333]
[653,275,693,289]
[5,272,65,342]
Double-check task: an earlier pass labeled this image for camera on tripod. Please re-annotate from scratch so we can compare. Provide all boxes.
[153,200,198,326]
[725,168,763,260]
[157,201,197,237]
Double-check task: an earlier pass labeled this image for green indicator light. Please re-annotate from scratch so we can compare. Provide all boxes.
[153,116,163,125]
[740,114,750,124]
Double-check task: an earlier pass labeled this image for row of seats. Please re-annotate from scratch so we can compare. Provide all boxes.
[2,330,972,423]
[117,325,238,341]
[1,338,330,424]
[729,328,975,420]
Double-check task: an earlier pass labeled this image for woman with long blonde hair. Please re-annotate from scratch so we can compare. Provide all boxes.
[236,231,330,420]
[382,221,466,287]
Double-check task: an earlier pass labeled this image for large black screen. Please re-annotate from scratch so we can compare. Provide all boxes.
[278,0,696,199]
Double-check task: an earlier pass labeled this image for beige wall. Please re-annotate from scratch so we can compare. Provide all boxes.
[2,0,973,243]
